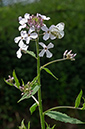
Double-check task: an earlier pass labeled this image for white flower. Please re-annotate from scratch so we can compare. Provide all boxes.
[14,31,27,46]
[63,50,77,60]
[16,42,28,58]
[41,25,56,41]
[37,13,50,20]
[18,13,30,31]
[39,42,54,58]
[25,27,38,44]
[50,22,65,39]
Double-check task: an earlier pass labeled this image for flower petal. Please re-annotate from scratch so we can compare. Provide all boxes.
[41,25,48,32]
[39,49,45,57]
[46,50,53,58]
[43,33,50,41]
[18,40,25,48]
[47,43,54,49]
[57,31,64,39]
[39,42,47,48]
[56,22,65,31]
[18,24,26,31]
[16,49,22,58]
[14,36,21,43]
[50,33,56,40]
[26,37,30,44]
[30,33,38,39]
[24,13,30,20]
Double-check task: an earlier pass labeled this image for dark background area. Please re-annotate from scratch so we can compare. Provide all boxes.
[0,0,85,129]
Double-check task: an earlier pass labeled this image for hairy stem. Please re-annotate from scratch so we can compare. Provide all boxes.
[36,39,45,129]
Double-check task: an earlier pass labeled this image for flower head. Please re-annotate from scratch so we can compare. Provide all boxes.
[39,42,54,58]
[63,50,77,60]
[41,25,56,41]
[50,22,65,39]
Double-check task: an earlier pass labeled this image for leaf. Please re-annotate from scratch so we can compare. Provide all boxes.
[13,70,20,88]
[81,103,85,110]
[18,119,27,129]
[75,90,83,108]
[18,84,40,103]
[30,103,38,114]
[42,67,58,80]
[28,121,30,129]
[45,111,84,124]
[4,78,14,86]
[26,50,37,59]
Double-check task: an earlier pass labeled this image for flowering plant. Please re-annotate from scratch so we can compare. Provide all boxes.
[5,13,85,129]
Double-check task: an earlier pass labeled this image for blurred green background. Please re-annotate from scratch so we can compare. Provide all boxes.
[0,0,85,129]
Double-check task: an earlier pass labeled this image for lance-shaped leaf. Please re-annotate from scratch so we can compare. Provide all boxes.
[18,119,27,129]
[46,122,56,129]
[13,70,20,88]
[25,50,37,59]
[18,84,40,102]
[42,67,58,80]
[75,90,83,108]
[45,111,84,124]
[28,121,30,129]
[30,103,38,114]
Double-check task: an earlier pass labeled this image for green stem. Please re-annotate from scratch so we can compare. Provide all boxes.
[43,106,82,115]
[36,39,45,129]
[40,58,67,70]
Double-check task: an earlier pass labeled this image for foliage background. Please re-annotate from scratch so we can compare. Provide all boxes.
[0,0,85,129]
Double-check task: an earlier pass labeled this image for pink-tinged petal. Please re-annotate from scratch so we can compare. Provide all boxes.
[43,33,50,41]
[47,43,54,49]
[56,22,65,31]
[39,49,45,57]
[14,36,21,43]
[41,25,48,32]
[50,34,56,40]
[26,37,30,44]
[16,49,22,58]
[30,33,38,39]
[39,42,47,48]
[46,50,52,58]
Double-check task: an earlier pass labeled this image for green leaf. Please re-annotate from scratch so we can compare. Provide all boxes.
[25,50,37,59]
[81,103,85,110]
[4,78,14,86]
[28,121,30,129]
[18,119,27,129]
[75,90,83,108]
[13,70,20,88]
[42,67,58,80]
[30,103,38,114]
[45,111,84,124]
[18,84,40,103]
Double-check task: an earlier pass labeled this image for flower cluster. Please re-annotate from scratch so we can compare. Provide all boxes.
[14,13,65,58]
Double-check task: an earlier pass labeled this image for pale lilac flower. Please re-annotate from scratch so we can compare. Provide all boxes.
[14,31,27,46]
[16,42,28,58]
[25,27,38,44]
[39,42,54,58]
[63,50,77,60]
[18,13,30,31]
[41,25,56,41]
[37,13,50,20]
[50,22,65,39]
